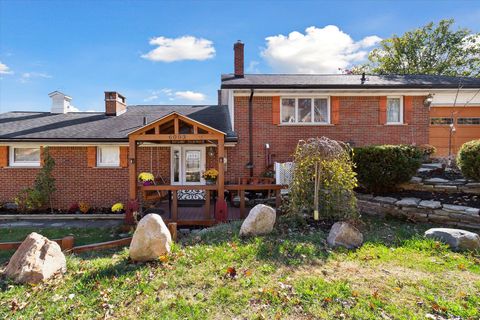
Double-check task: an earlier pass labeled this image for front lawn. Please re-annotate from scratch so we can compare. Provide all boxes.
[1,216,480,319]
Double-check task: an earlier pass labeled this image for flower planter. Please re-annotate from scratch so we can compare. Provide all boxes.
[142,181,154,186]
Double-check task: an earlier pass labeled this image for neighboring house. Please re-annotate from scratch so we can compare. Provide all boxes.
[1,41,479,220]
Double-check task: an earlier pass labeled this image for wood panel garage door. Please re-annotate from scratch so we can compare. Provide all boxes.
[430,107,480,156]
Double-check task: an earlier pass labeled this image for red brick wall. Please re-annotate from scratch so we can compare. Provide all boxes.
[225,95,429,182]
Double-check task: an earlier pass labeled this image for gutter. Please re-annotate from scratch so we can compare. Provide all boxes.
[246,89,254,177]
[221,84,480,90]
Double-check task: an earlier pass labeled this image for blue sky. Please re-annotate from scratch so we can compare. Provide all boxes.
[0,0,479,112]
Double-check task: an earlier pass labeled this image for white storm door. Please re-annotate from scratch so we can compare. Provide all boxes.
[171,146,205,185]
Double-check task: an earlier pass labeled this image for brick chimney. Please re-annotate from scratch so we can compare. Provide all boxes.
[105,91,126,116]
[234,40,244,77]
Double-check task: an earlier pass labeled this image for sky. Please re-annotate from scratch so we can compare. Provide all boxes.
[0,0,479,112]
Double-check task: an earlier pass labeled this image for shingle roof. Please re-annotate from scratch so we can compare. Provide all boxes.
[0,105,237,142]
[221,74,480,89]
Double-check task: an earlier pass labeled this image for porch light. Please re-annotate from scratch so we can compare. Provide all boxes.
[129,158,135,164]
[265,143,270,149]
[208,147,215,158]
[424,93,434,107]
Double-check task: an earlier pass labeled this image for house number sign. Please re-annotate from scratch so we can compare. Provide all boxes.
[168,134,187,140]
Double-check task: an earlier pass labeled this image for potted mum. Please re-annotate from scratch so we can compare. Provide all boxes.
[202,168,219,185]
[111,202,124,214]
[138,172,155,186]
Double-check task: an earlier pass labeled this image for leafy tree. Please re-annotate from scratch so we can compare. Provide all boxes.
[359,19,480,77]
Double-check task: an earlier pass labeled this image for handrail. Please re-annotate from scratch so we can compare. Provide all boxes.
[142,184,218,191]
[225,184,286,190]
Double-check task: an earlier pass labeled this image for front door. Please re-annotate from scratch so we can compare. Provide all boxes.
[171,146,206,185]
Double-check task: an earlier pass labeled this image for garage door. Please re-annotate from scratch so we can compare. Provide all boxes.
[430,107,480,156]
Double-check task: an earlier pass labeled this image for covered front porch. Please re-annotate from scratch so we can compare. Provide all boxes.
[127,112,284,226]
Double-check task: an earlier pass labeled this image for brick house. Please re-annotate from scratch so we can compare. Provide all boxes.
[1,41,479,224]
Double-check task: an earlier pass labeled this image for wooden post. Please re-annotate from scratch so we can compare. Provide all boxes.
[205,189,211,220]
[240,189,245,218]
[128,139,137,200]
[168,223,177,242]
[61,236,75,252]
[217,136,225,199]
[172,190,178,221]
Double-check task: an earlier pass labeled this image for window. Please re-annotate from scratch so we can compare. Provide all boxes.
[281,97,330,124]
[458,118,480,125]
[430,117,453,125]
[97,146,120,167]
[386,97,403,124]
[9,147,41,167]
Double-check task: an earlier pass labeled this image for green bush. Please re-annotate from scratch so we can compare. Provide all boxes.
[457,140,480,181]
[353,145,423,193]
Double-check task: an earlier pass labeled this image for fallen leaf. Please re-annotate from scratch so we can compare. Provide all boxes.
[226,267,237,279]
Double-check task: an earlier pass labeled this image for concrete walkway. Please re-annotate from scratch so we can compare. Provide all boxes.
[0,219,124,229]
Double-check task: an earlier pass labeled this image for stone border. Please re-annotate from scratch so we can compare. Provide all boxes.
[357,193,480,230]
[0,214,125,220]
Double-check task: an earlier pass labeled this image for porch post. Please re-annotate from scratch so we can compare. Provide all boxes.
[217,136,225,197]
[128,138,137,200]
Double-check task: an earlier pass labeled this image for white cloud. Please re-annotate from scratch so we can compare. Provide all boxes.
[247,60,260,73]
[144,89,206,103]
[175,91,206,102]
[20,72,52,83]
[261,25,382,74]
[141,36,215,62]
[0,61,13,74]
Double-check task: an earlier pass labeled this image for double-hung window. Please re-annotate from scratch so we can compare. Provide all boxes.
[9,147,41,167]
[386,96,403,124]
[97,146,120,167]
[281,97,330,124]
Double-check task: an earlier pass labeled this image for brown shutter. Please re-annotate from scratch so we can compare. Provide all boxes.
[379,96,387,125]
[272,96,280,125]
[0,146,8,168]
[331,96,340,124]
[404,96,413,124]
[120,146,128,168]
[87,147,96,167]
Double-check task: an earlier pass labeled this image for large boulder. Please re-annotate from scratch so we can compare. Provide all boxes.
[5,232,66,284]
[424,228,480,251]
[327,222,363,249]
[239,204,276,236]
[129,213,172,261]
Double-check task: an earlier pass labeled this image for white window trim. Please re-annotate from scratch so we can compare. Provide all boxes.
[96,146,120,167]
[280,96,331,125]
[386,96,404,125]
[9,147,41,167]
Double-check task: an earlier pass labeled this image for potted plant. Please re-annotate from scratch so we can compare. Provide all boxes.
[111,202,124,214]
[202,168,219,185]
[138,172,155,186]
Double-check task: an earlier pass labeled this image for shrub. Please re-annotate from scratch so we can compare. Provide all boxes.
[353,144,423,193]
[79,202,90,214]
[290,137,358,221]
[417,144,437,157]
[111,202,124,213]
[68,202,80,214]
[457,139,480,181]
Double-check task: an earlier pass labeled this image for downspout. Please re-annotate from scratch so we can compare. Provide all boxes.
[247,89,255,177]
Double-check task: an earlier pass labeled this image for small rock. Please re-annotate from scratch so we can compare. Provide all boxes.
[129,214,172,262]
[327,222,363,249]
[424,178,449,184]
[3,202,18,210]
[425,228,480,251]
[418,200,442,209]
[5,233,67,284]
[409,177,423,184]
[466,182,480,188]
[417,167,434,173]
[421,163,443,169]
[395,198,421,207]
[239,204,276,236]
[443,204,471,213]
[373,196,398,205]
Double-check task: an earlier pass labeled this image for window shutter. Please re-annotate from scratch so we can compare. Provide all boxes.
[379,96,387,125]
[87,147,96,168]
[272,96,280,125]
[404,96,413,124]
[120,146,128,168]
[331,96,340,124]
[0,146,8,168]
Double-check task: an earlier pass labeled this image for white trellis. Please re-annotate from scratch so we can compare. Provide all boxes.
[275,162,293,193]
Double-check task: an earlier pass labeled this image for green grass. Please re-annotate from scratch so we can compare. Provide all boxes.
[1,216,480,319]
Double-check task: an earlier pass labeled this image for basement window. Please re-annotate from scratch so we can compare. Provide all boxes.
[430,117,453,125]
[281,97,330,124]
[9,147,41,167]
[386,97,403,124]
[458,117,480,125]
[97,146,120,167]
